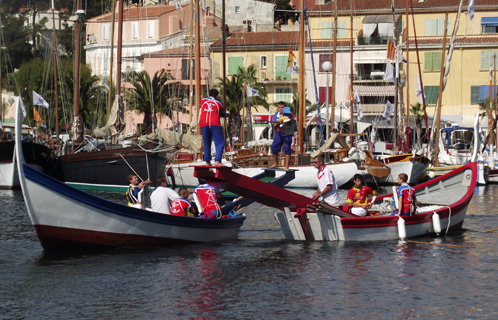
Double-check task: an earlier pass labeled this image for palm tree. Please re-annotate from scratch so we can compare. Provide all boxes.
[410,102,424,149]
[124,70,183,134]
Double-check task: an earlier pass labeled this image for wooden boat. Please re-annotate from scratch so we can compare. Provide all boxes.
[381,153,430,185]
[193,160,476,242]
[16,100,296,251]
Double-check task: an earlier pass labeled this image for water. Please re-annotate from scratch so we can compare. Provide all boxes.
[1,186,498,319]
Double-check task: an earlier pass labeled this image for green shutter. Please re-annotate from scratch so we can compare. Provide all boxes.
[228,57,244,75]
[436,19,444,35]
[275,87,293,104]
[338,21,346,38]
[425,86,439,104]
[433,52,442,71]
[425,19,437,35]
[471,86,481,104]
[275,56,289,80]
[321,22,333,39]
[424,52,433,71]
[481,51,489,70]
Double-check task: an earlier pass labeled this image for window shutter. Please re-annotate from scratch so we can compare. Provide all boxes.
[321,22,333,39]
[433,52,442,71]
[471,86,481,104]
[425,86,439,104]
[275,56,288,80]
[228,57,244,75]
[424,52,433,71]
[338,22,346,38]
[481,51,489,70]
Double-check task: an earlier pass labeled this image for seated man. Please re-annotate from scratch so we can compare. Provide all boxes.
[194,179,222,219]
[126,173,151,207]
[170,188,197,217]
[150,176,179,214]
[391,173,417,216]
[345,174,376,217]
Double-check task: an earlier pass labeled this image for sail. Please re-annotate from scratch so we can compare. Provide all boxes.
[93,95,125,138]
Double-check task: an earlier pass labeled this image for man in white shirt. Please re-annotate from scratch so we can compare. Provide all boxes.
[150,176,179,214]
[312,155,339,205]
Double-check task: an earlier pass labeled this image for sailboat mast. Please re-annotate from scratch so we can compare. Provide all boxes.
[349,0,353,134]
[331,0,337,135]
[405,0,410,127]
[73,0,82,138]
[298,0,305,154]
[51,0,59,143]
[391,0,399,153]
[188,0,194,127]
[433,13,449,167]
[222,0,227,110]
[195,0,201,135]
[495,54,497,150]
[107,0,117,115]
[116,0,123,95]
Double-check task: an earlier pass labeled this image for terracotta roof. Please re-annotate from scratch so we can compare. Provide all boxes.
[407,36,498,45]
[311,40,353,48]
[146,46,210,56]
[89,4,181,22]
[211,31,300,50]
[308,0,498,16]
[183,25,244,41]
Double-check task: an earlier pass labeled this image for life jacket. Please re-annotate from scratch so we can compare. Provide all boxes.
[170,198,192,217]
[194,184,221,218]
[126,184,140,206]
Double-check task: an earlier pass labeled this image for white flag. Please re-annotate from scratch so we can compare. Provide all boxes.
[416,73,425,104]
[286,48,299,75]
[371,127,376,143]
[398,52,408,64]
[40,121,47,128]
[33,91,50,109]
[383,101,394,119]
[246,85,259,97]
[175,1,182,10]
[19,97,26,118]
[354,88,363,120]
[384,61,395,84]
[468,0,475,20]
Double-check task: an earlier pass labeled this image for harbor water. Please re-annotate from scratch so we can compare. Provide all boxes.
[1,186,498,319]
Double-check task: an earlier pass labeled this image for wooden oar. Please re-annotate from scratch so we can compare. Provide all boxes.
[406,240,470,248]
[482,228,498,233]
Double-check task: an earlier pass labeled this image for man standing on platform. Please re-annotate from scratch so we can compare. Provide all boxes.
[269,101,296,171]
[199,89,226,166]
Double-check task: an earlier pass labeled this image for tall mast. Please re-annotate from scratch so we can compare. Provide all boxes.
[188,0,194,128]
[391,0,399,153]
[405,0,410,127]
[222,0,227,112]
[73,0,82,140]
[298,0,305,154]
[107,0,117,115]
[116,0,123,95]
[51,0,59,143]
[433,13,449,167]
[195,0,201,135]
[495,54,497,151]
[331,0,337,134]
[349,0,353,135]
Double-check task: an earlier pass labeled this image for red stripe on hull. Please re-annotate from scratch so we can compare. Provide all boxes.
[34,225,199,251]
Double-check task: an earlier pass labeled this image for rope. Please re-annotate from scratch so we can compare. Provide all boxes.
[117,153,144,182]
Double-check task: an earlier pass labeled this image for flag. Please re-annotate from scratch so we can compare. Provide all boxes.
[175,1,182,10]
[33,90,49,109]
[371,127,376,143]
[386,40,395,60]
[33,107,43,122]
[19,97,26,118]
[354,88,363,120]
[416,73,425,104]
[357,104,363,121]
[468,0,475,20]
[384,61,395,84]
[383,101,394,119]
[398,52,408,64]
[348,85,354,101]
[246,85,259,97]
[286,46,299,75]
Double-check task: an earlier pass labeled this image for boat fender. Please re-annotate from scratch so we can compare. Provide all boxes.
[397,216,406,240]
[432,212,441,235]
[166,167,176,190]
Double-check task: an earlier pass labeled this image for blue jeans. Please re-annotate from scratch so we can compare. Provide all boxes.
[201,126,225,163]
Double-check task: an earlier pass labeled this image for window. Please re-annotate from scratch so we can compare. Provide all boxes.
[480,50,498,70]
[228,56,244,74]
[318,54,333,72]
[275,87,293,104]
[182,59,195,80]
[424,18,451,35]
[261,55,267,69]
[471,86,481,104]
[102,24,110,41]
[481,17,498,34]
[321,22,347,39]
[424,52,442,71]
[275,56,290,80]
[424,86,439,104]
[132,22,139,40]
[318,87,333,104]
[146,21,154,39]
[475,85,497,103]
[235,6,240,13]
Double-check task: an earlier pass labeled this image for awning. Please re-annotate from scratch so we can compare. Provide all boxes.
[363,15,400,24]
[478,85,497,102]
[354,84,395,97]
[481,17,498,26]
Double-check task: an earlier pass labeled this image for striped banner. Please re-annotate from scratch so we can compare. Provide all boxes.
[386,40,395,60]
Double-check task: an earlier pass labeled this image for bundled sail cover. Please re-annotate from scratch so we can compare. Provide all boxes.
[94,95,125,138]
[149,129,203,153]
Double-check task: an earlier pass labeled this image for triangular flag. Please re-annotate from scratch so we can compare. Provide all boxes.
[175,1,182,10]
[398,52,408,64]
[354,88,362,120]
[468,0,475,20]
[386,40,395,60]
[246,85,259,97]
[286,46,299,75]
[33,90,50,109]
[383,101,394,119]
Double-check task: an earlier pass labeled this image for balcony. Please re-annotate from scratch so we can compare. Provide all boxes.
[357,36,393,46]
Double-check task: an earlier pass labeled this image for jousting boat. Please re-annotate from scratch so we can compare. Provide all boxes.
[194,161,477,242]
[14,99,296,251]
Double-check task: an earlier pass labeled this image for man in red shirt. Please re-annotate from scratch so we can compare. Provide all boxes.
[199,88,226,166]
[170,188,197,217]
[345,174,376,217]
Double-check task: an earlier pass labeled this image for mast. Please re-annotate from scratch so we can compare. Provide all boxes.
[495,54,497,151]
[189,0,194,128]
[331,0,337,134]
[222,0,227,113]
[195,0,201,135]
[241,79,245,143]
[116,0,123,95]
[391,0,399,153]
[73,0,82,141]
[349,0,353,136]
[433,14,449,167]
[107,0,117,115]
[298,0,305,154]
[490,66,493,138]
[51,0,59,143]
[405,0,410,127]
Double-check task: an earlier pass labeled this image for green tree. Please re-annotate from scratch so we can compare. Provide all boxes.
[1,13,32,72]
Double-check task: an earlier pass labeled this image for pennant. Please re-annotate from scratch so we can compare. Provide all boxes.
[33,90,49,109]
[371,127,376,143]
[386,40,395,60]
[175,1,182,10]
[354,88,363,120]
[33,107,43,122]
[383,101,394,119]
[357,104,363,121]
[19,97,26,118]
[246,85,259,97]
[286,46,299,75]
[416,73,425,104]
[468,0,475,20]
[398,52,408,64]
[384,62,395,84]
